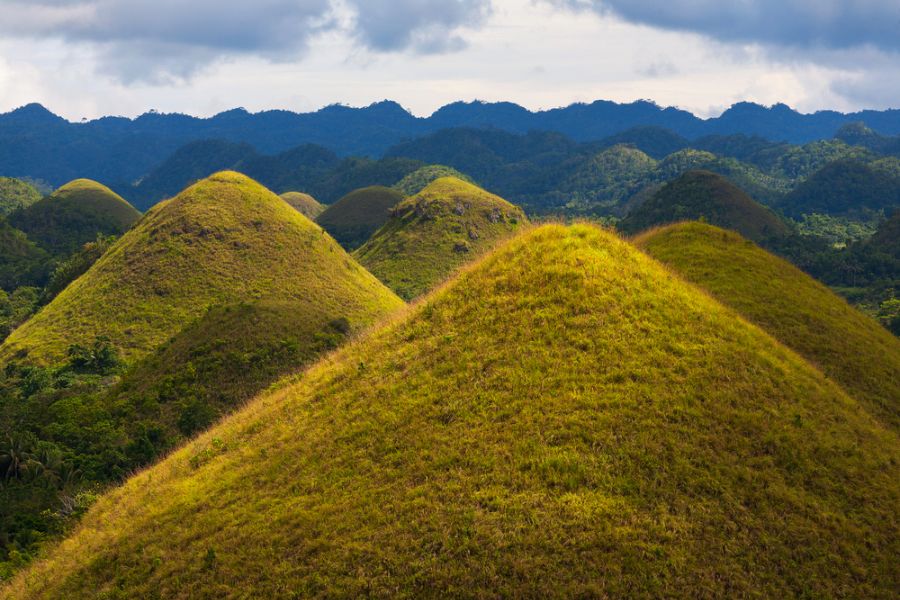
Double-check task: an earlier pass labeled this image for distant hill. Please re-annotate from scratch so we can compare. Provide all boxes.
[779,159,900,218]
[1,172,402,366]
[392,165,475,196]
[316,186,404,250]
[636,222,900,429]
[6,224,898,598]
[355,177,527,299]
[0,219,50,291]
[595,125,689,159]
[279,192,324,219]
[0,177,41,216]
[619,170,791,242]
[8,179,140,255]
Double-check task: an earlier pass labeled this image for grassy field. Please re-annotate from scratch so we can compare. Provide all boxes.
[636,221,900,429]
[279,192,324,219]
[1,172,403,365]
[5,224,897,598]
[9,179,140,255]
[355,177,527,300]
[315,186,404,250]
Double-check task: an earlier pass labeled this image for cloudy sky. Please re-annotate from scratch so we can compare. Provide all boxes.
[0,0,898,120]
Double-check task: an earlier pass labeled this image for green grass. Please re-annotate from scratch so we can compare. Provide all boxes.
[635,221,900,429]
[354,177,527,300]
[0,178,41,217]
[8,179,140,256]
[315,186,404,250]
[620,170,790,242]
[278,192,324,220]
[6,223,897,598]
[392,165,475,196]
[1,172,403,366]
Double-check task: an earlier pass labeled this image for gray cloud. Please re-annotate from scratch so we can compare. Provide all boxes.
[0,0,493,82]
[553,0,900,53]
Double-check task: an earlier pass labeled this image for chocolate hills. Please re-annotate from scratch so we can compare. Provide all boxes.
[0,172,403,366]
[316,185,404,250]
[8,179,140,255]
[354,177,527,300]
[5,224,897,598]
[619,170,791,242]
[279,191,324,219]
[636,221,900,429]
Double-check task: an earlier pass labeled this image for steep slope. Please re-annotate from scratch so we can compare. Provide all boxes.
[316,185,404,250]
[636,222,900,429]
[392,165,475,196]
[620,170,790,242]
[6,224,898,598]
[0,177,41,216]
[355,177,527,300]
[1,172,403,366]
[779,159,900,218]
[8,179,140,255]
[279,191,324,219]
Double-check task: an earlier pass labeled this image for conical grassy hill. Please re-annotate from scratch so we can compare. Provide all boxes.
[635,221,900,429]
[620,170,790,243]
[354,177,527,299]
[9,179,140,255]
[6,224,897,598]
[279,191,324,219]
[1,172,403,366]
[392,164,475,196]
[316,185,404,250]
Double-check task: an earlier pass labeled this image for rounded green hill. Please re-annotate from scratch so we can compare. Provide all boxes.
[636,221,900,430]
[315,185,404,250]
[355,177,527,300]
[392,165,475,196]
[6,224,897,598]
[620,169,790,242]
[1,171,403,366]
[279,191,324,220]
[9,179,140,255]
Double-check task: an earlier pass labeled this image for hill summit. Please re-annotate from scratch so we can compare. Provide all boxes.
[5,224,897,598]
[355,177,527,299]
[620,170,790,242]
[1,171,403,365]
[8,179,140,255]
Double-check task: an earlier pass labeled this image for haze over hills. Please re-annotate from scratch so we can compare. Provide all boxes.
[3,99,900,188]
[636,222,900,430]
[0,172,402,366]
[5,224,898,598]
[620,170,791,242]
[316,185,405,250]
[355,177,527,300]
[8,179,140,256]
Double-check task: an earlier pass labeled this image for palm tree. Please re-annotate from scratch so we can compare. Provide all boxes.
[0,434,35,482]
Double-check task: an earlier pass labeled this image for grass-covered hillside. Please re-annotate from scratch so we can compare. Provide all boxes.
[6,224,898,598]
[8,179,140,255]
[355,177,527,300]
[1,172,403,366]
[620,170,791,242]
[392,165,475,196]
[316,185,404,250]
[0,177,41,216]
[279,191,324,219]
[636,222,900,429]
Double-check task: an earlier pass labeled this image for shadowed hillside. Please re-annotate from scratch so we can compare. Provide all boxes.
[5,224,897,598]
[636,221,900,429]
[8,179,140,255]
[355,177,526,300]
[279,191,324,219]
[1,172,402,365]
[779,159,900,218]
[620,170,790,242]
[316,185,404,250]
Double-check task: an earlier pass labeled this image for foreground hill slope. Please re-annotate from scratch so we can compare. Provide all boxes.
[619,170,790,242]
[8,179,140,255]
[636,222,900,429]
[6,224,897,598]
[315,185,404,250]
[354,177,527,299]
[0,172,403,365]
[279,191,324,219]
